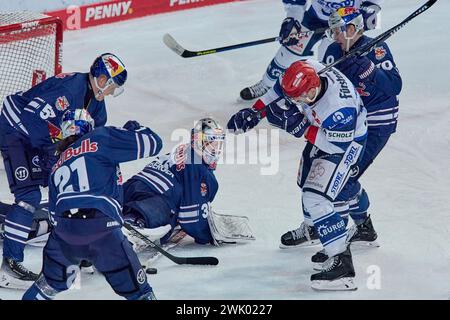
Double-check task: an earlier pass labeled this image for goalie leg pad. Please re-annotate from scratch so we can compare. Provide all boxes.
[207,211,255,244]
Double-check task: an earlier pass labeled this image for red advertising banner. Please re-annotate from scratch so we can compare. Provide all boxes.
[45,0,245,31]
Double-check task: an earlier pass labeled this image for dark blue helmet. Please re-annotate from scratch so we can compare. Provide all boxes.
[90,53,127,87]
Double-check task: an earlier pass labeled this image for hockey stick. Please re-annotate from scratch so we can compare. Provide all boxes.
[318,0,438,74]
[247,0,437,121]
[123,222,219,266]
[163,27,328,58]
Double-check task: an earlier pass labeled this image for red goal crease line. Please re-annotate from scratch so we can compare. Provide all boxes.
[44,0,248,31]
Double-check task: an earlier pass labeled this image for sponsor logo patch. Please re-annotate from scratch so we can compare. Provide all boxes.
[52,138,98,172]
[304,159,336,193]
[326,130,354,142]
[200,182,207,197]
[374,46,386,60]
[85,1,132,22]
[32,155,40,167]
[55,96,70,111]
[136,269,146,284]
[317,220,346,237]
[15,167,29,181]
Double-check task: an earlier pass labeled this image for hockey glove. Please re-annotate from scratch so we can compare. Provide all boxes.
[266,103,309,138]
[337,55,376,83]
[123,120,141,131]
[227,108,261,133]
[279,17,302,46]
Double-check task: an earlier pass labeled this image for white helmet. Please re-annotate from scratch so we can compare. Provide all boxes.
[326,7,364,50]
[191,118,225,168]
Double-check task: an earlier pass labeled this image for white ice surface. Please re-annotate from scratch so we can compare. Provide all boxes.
[1,0,449,300]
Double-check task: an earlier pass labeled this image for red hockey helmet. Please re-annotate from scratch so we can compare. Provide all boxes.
[281,61,321,104]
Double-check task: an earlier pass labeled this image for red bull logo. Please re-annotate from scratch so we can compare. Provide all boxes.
[104,55,125,77]
[52,138,98,172]
[48,122,62,143]
[56,96,70,111]
[200,182,207,196]
[374,46,386,60]
[338,6,356,17]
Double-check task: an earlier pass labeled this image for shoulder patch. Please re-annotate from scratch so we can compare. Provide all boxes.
[55,96,70,111]
[323,107,356,130]
[374,46,386,60]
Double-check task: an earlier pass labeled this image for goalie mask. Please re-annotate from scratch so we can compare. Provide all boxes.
[326,7,364,51]
[191,118,225,168]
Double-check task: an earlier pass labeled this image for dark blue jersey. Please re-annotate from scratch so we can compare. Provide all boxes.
[126,144,219,244]
[0,72,107,149]
[48,126,162,224]
[322,35,402,134]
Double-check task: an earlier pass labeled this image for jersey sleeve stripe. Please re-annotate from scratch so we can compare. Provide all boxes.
[9,96,22,114]
[142,134,151,158]
[3,98,29,135]
[180,204,199,210]
[149,134,158,155]
[135,132,142,159]
[148,170,174,188]
[140,171,171,191]
[179,219,199,224]
[136,173,165,194]
[178,210,199,218]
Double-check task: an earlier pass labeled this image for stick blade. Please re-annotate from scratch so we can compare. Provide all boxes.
[181,256,219,265]
[163,33,187,57]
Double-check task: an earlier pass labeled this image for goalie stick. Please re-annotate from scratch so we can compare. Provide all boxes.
[163,27,328,58]
[248,0,438,121]
[123,222,219,266]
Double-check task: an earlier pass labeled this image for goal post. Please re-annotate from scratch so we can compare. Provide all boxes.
[0,12,63,103]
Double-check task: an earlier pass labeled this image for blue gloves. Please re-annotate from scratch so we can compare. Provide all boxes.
[266,103,309,138]
[227,108,261,133]
[337,55,376,82]
[123,120,141,131]
[279,17,302,46]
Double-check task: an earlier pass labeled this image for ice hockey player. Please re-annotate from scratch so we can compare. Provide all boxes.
[0,53,127,289]
[22,109,162,300]
[239,0,382,100]
[282,7,402,266]
[122,118,254,249]
[228,60,367,290]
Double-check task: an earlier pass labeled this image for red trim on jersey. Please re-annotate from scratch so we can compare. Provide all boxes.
[252,99,266,118]
[305,126,318,145]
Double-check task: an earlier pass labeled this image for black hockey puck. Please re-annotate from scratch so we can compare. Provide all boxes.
[146,267,158,275]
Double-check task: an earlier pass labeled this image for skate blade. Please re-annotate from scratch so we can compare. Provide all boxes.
[350,239,380,249]
[0,272,34,290]
[279,239,321,249]
[311,277,357,291]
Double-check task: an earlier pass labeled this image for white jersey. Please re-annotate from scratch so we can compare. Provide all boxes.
[261,59,367,154]
[302,60,366,154]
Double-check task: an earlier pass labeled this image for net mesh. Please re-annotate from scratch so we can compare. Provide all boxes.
[0,12,60,103]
